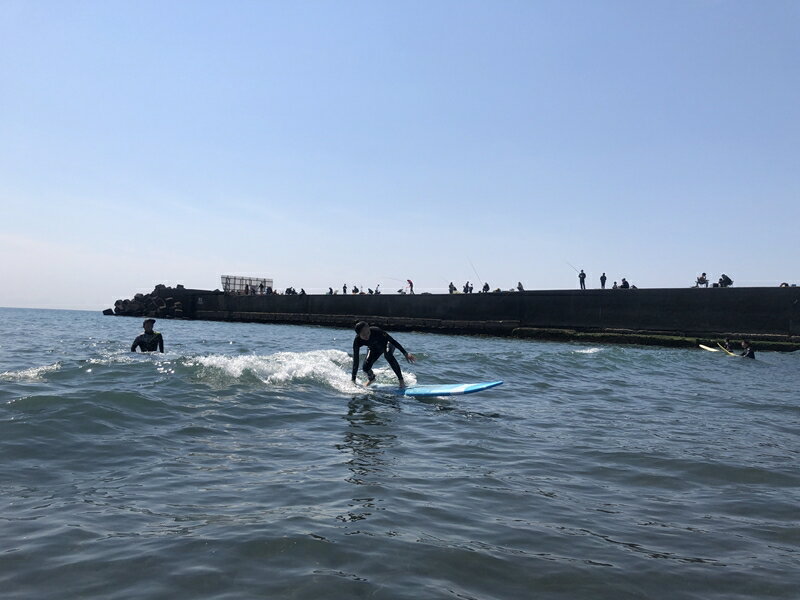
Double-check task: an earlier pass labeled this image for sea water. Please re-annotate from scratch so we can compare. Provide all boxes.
[1,307,798,599]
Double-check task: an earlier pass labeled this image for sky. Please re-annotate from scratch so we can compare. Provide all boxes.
[1,0,798,309]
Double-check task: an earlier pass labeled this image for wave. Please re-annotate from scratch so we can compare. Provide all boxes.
[185,349,416,394]
[0,362,62,382]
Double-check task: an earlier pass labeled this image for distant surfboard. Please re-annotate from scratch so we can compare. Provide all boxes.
[717,343,736,356]
[374,381,504,397]
[699,344,720,352]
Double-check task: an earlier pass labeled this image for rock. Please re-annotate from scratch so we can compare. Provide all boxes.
[102,308,114,315]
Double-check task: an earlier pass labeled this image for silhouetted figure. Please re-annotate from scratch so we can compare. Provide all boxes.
[482,282,490,293]
[343,284,348,294]
[695,273,709,288]
[600,273,607,289]
[719,274,733,288]
[352,322,416,387]
[578,270,586,290]
[131,319,164,353]
[619,278,630,289]
[517,282,524,292]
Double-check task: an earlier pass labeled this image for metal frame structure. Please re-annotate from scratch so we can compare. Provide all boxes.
[221,275,274,294]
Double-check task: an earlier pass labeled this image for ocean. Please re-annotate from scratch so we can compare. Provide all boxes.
[1,307,798,599]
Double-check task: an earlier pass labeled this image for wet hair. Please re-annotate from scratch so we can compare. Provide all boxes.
[354,321,368,333]
[143,318,156,327]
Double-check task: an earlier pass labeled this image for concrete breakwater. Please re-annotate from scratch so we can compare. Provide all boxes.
[106,285,800,351]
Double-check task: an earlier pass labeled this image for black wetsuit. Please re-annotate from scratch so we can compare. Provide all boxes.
[131,331,164,353]
[741,347,755,359]
[352,327,408,383]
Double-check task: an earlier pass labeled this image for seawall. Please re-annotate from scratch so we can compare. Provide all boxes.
[115,286,800,350]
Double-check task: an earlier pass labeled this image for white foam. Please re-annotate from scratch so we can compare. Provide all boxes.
[575,348,602,354]
[187,349,379,394]
[0,362,61,382]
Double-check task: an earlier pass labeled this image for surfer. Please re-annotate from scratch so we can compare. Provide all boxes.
[131,319,164,353]
[351,321,416,387]
[740,340,755,359]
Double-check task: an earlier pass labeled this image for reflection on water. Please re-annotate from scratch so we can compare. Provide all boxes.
[335,396,399,523]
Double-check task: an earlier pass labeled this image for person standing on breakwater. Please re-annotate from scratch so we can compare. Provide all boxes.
[352,321,416,387]
[740,340,756,359]
[579,269,586,290]
[600,273,607,289]
[131,319,164,353]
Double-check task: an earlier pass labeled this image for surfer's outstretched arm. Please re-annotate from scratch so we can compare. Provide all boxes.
[351,341,361,382]
[386,334,415,363]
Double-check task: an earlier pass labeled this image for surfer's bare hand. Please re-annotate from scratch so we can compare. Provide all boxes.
[406,354,416,363]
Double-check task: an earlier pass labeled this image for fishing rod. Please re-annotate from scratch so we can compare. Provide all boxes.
[565,261,580,273]
[467,259,483,286]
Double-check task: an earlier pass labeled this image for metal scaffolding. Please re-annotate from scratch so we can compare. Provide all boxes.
[221,275,274,294]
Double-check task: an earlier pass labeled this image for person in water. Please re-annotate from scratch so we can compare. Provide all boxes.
[351,321,416,387]
[740,340,755,359]
[131,319,164,353]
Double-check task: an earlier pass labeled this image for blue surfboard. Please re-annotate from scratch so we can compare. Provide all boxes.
[374,381,503,397]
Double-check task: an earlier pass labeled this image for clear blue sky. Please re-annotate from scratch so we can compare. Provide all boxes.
[1,0,797,309]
